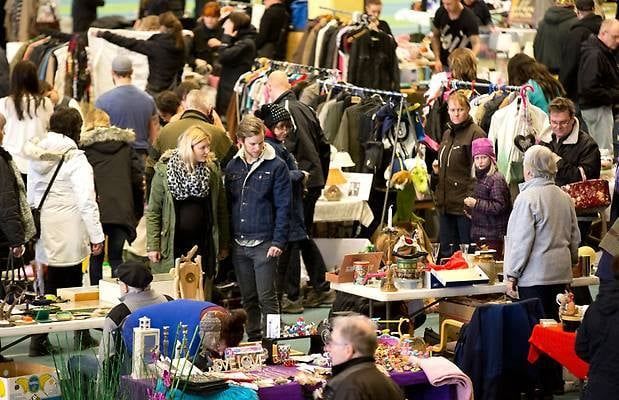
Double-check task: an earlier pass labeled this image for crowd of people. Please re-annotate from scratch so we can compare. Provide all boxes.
[0,0,618,397]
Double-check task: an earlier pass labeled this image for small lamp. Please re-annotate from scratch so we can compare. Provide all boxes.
[324,151,355,201]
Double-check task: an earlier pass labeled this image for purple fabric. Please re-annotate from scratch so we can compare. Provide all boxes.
[121,369,456,400]
[257,383,303,400]
[391,371,455,400]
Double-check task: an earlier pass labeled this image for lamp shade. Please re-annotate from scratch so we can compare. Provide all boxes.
[331,151,355,169]
[326,168,348,186]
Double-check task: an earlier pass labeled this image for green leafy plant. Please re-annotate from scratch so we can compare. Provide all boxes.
[51,333,128,400]
[146,324,204,400]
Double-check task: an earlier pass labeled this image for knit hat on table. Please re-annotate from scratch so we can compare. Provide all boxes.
[255,103,292,130]
[471,137,496,162]
[117,261,153,289]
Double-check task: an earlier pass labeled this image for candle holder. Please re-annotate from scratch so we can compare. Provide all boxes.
[381,226,399,292]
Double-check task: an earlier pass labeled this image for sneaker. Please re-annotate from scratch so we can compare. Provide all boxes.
[281,296,304,314]
[303,289,336,308]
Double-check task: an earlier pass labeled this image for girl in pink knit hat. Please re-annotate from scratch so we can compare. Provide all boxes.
[463,137,512,258]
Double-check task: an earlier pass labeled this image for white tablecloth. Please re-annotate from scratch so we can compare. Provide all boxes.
[313,198,374,227]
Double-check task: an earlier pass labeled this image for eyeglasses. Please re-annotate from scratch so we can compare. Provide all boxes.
[550,120,571,127]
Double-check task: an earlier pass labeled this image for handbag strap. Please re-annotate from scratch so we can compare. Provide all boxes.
[5,252,28,284]
[37,152,68,211]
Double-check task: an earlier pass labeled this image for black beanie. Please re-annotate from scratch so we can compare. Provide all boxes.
[117,262,153,288]
[255,103,292,130]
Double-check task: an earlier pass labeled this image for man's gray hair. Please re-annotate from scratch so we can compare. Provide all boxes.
[332,314,378,357]
[523,145,558,180]
[185,89,212,114]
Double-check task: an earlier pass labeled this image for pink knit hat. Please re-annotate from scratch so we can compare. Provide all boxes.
[471,138,496,162]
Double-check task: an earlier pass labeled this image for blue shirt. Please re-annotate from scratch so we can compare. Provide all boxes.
[95,85,156,150]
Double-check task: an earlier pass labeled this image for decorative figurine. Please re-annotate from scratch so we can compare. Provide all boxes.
[181,324,189,358]
[170,245,204,300]
[162,326,170,360]
[381,264,398,292]
[200,311,222,357]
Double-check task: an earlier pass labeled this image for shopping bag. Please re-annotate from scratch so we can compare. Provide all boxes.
[561,179,611,212]
[0,253,33,304]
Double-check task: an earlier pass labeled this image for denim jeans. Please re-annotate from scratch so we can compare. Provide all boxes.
[90,224,130,285]
[232,241,279,340]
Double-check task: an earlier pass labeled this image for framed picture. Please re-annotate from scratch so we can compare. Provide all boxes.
[343,173,374,201]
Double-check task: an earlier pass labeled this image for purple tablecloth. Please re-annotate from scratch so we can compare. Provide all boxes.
[121,368,455,400]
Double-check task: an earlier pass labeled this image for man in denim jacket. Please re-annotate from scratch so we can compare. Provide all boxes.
[225,114,291,341]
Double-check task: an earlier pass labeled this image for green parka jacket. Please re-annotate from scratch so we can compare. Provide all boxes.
[146,151,230,275]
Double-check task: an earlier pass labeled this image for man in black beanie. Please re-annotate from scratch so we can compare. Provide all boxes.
[97,261,172,362]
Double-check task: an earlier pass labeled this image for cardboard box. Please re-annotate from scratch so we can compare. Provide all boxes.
[325,252,383,283]
[438,295,506,324]
[0,362,61,400]
[56,286,99,302]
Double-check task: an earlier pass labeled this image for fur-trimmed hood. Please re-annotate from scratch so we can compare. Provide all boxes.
[23,132,82,175]
[80,126,136,148]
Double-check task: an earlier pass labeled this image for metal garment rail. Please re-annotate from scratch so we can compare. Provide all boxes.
[317,80,407,98]
[446,79,524,93]
[262,59,340,78]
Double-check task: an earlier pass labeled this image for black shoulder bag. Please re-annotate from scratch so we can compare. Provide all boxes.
[31,155,66,240]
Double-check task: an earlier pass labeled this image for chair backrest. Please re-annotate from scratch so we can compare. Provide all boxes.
[454,298,544,400]
[121,299,217,357]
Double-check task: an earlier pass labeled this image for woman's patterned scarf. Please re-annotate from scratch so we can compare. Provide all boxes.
[166,150,210,200]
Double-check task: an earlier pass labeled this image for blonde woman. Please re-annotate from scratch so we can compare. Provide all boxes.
[146,126,229,287]
[80,108,144,285]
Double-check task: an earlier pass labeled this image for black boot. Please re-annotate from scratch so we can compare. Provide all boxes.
[74,329,99,350]
[29,334,61,357]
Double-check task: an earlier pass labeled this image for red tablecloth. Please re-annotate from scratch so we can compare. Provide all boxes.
[527,324,589,379]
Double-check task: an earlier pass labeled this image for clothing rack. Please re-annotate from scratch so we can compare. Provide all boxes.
[317,80,406,98]
[264,60,340,79]
[445,79,524,93]
[319,79,407,228]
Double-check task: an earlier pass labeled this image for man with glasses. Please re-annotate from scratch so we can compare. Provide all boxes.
[323,315,404,400]
[540,97,600,307]
[539,97,600,188]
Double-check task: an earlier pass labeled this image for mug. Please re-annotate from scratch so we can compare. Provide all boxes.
[556,292,568,306]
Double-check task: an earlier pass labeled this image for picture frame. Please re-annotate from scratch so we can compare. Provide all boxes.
[342,172,374,201]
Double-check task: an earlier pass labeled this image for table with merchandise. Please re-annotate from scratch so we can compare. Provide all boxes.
[0,300,111,352]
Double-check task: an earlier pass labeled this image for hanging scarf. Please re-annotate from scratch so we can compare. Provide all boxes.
[166,150,211,200]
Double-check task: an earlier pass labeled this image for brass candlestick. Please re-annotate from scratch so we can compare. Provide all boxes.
[381,227,398,292]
